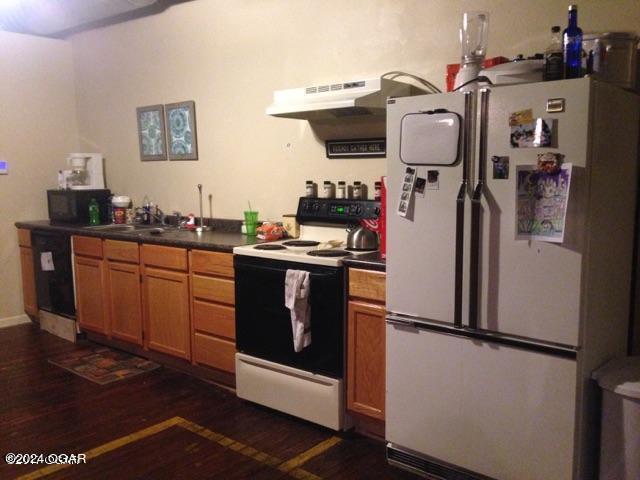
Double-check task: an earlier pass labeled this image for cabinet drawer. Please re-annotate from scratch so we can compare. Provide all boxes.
[17,228,31,247]
[192,275,235,305]
[349,268,386,303]
[73,236,103,258]
[191,250,234,278]
[193,300,235,339]
[104,239,139,263]
[193,332,236,373]
[142,244,187,271]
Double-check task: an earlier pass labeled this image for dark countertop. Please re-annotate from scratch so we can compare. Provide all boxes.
[343,251,386,272]
[15,220,263,253]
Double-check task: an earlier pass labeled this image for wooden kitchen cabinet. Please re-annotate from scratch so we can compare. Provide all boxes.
[105,240,143,345]
[190,250,236,373]
[17,229,38,317]
[142,245,191,360]
[347,268,386,422]
[73,237,109,335]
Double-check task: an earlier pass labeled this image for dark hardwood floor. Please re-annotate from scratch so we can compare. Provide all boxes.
[0,323,418,479]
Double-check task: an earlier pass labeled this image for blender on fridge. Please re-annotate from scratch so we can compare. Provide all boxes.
[453,11,490,91]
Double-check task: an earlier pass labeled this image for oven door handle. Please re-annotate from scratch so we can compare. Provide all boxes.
[235,262,338,279]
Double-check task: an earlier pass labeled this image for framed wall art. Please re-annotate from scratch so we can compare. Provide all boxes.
[165,100,198,160]
[136,104,167,161]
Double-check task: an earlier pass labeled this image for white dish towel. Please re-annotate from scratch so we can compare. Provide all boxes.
[284,269,311,352]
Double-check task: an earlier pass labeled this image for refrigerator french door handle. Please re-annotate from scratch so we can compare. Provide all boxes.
[386,316,415,328]
[453,91,474,329]
[387,314,578,359]
[468,88,490,330]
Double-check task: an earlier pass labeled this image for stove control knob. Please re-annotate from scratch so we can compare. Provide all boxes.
[312,202,320,212]
[374,207,381,216]
[353,205,362,215]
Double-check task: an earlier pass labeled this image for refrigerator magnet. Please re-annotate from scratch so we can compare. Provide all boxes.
[397,166,417,217]
[509,109,534,127]
[426,170,440,190]
[491,156,509,179]
[536,152,564,174]
[414,177,427,197]
[510,118,553,148]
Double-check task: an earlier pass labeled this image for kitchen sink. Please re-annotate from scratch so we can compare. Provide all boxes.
[83,224,206,236]
[84,224,163,232]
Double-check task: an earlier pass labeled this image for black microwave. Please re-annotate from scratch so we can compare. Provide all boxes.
[47,189,111,224]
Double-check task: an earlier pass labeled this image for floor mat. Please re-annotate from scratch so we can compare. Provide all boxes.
[48,346,160,385]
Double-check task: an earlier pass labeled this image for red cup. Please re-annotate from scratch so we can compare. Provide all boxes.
[114,207,126,224]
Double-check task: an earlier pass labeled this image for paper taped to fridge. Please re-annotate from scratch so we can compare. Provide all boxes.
[516,163,572,243]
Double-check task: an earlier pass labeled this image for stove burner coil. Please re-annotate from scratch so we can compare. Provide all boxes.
[307,249,350,257]
[282,240,321,247]
[254,244,287,250]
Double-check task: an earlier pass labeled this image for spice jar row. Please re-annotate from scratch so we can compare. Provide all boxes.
[305,180,382,201]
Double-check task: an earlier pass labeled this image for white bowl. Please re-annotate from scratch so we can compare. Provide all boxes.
[112,195,131,207]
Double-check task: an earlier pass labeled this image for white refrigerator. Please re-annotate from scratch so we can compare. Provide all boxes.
[385,78,640,480]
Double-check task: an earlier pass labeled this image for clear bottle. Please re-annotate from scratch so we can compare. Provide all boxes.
[106,195,114,223]
[142,195,151,224]
[544,26,563,81]
[563,5,583,79]
[336,181,346,199]
[88,198,100,226]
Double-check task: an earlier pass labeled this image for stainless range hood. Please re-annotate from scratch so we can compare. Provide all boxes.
[266,77,423,121]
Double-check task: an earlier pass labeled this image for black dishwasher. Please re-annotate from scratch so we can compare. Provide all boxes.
[31,230,75,318]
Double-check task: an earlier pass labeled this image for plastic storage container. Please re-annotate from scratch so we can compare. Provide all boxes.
[592,356,640,480]
[583,32,639,91]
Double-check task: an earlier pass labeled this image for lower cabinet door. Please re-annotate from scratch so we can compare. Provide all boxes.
[107,261,143,345]
[143,267,191,359]
[347,300,386,420]
[75,255,108,334]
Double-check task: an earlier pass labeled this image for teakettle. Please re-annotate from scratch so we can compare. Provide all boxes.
[346,224,379,251]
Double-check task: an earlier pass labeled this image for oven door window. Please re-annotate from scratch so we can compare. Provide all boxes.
[234,257,344,378]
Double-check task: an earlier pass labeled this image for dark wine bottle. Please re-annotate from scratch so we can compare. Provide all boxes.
[563,5,583,79]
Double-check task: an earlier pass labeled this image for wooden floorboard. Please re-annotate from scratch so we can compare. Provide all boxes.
[0,323,418,479]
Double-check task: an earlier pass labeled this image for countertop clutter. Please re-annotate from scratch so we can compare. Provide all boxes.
[15,220,385,270]
[15,220,262,254]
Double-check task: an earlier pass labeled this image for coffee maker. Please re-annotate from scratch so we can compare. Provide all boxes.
[58,153,105,190]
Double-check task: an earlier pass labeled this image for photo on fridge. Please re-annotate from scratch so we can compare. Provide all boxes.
[510,118,553,148]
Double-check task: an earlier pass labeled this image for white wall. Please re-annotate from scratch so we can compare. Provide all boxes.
[3,0,639,321]
[0,31,79,321]
[70,0,640,221]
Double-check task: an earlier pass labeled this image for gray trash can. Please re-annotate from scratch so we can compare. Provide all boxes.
[592,357,640,480]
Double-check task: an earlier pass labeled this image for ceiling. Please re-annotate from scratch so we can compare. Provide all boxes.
[0,0,190,38]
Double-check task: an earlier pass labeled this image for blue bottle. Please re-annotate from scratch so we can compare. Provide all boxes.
[563,4,583,79]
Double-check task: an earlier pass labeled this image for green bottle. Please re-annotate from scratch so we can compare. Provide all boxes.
[88,198,100,225]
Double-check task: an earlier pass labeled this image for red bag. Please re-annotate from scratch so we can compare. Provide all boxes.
[379,176,387,258]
